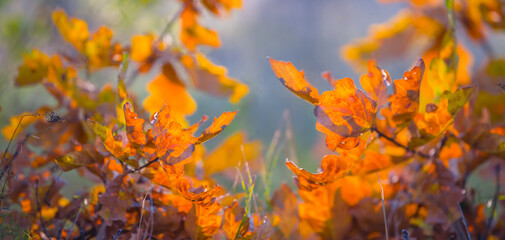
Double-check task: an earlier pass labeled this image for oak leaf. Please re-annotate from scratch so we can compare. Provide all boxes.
[181,53,248,103]
[202,132,261,176]
[268,57,320,104]
[52,10,89,51]
[181,5,220,50]
[314,77,376,150]
[286,155,353,191]
[359,60,391,110]
[87,120,136,168]
[151,105,195,164]
[15,49,50,86]
[195,110,237,144]
[55,144,103,171]
[381,59,425,127]
[202,0,242,16]
[123,102,146,146]
[143,63,197,121]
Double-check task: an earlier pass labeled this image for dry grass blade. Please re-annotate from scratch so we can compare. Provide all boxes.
[66,201,84,240]
[377,173,389,240]
[458,201,471,240]
[137,191,150,240]
[481,164,500,240]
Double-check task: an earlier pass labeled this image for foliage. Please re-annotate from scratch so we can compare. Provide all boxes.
[1,0,505,239]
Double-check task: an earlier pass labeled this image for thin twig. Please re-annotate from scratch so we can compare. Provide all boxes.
[481,164,500,240]
[157,6,184,44]
[126,6,184,87]
[137,191,149,240]
[127,158,160,174]
[458,201,472,240]
[371,127,430,158]
[1,114,38,163]
[66,202,84,240]
[377,173,389,240]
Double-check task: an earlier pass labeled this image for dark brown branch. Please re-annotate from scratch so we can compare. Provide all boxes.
[371,127,430,158]
[127,157,160,174]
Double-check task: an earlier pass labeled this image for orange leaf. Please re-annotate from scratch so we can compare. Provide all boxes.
[15,49,50,86]
[150,105,195,164]
[297,181,339,234]
[195,110,237,145]
[271,184,299,238]
[286,155,352,191]
[175,177,224,206]
[202,132,261,175]
[52,9,89,51]
[381,59,425,127]
[181,53,248,103]
[185,202,222,238]
[130,34,155,62]
[87,120,136,167]
[314,78,375,150]
[143,63,197,120]
[268,58,320,104]
[181,5,220,50]
[222,201,247,239]
[84,26,118,70]
[202,0,242,16]
[339,176,372,206]
[359,60,391,110]
[123,102,146,146]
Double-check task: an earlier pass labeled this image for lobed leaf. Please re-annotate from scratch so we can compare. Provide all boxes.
[181,53,248,104]
[195,110,237,145]
[314,78,375,150]
[286,155,352,191]
[381,59,425,127]
[181,5,220,50]
[15,50,50,86]
[52,9,89,51]
[144,63,197,121]
[268,57,320,104]
[123,102,147,146]
[359,60,391,110]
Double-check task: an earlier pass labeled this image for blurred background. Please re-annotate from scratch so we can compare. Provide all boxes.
[0,0,503,194]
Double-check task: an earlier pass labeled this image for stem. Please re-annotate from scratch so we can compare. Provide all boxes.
[371,127,430,158]
[1,114,38,163]
[157,6,184,44]
[127,157,160,174]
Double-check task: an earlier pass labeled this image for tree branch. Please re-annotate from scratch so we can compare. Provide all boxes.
[371,127,430,158]
[127,157,160,174]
